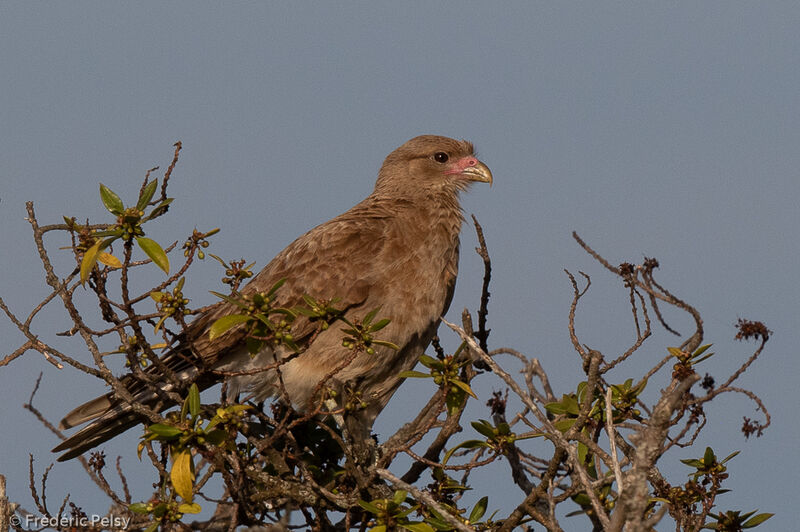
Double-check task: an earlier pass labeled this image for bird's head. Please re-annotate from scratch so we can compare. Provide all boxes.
[375,135,492,197]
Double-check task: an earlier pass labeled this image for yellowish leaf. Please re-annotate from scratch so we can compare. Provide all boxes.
[171,450,195,502]
[98,252,122,268]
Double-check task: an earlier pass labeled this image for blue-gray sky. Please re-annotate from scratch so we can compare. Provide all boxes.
[1,3,797,530]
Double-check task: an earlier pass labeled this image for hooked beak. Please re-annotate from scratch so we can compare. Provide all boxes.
[460,160,493,186]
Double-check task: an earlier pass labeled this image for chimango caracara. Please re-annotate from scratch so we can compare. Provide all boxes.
[53,135,492,461]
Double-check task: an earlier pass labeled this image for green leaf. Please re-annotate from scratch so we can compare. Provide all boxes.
[92,228,125,238]
[451,378,478,399]
[469,496,488,522]
[99,183,124,214]
[720,450,740,464]
[418,354,441,369]
[446,390,464,417]
[425,517,454,530]
[136,237,170,273]
[392,490,407,505]
[209,314,251,340]
[143,522,160,532]
[171,449,195,502]
[398,370,431,379]
[80,240,104,284]
[147,423,183,439]
[703,447,715,465]
[187,383,201,419]
[442,439,489,464]
[553,419,576,433]
[128,502,151,514]
[369,526,387,532]
[401,523,435,532]
[357,500,382,514]
[209,290,249,309]
[80,237,117,284]
[370,318,391,332]
[692,352,714,364]
[471,420,497,439]
[363,307,380,325]
[137,179,159,211]
[203,429,228,445]
[742,513,773,527]
[693,343,713,357]
[667,346,684,358]
[144,197,173,220]
[267,278,286,297]
[372,339,401,350]
[545,402,569,415]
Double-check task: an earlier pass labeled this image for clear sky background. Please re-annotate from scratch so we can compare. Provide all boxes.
[1,3,797,530]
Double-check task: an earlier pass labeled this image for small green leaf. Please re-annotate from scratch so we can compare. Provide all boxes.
[446,389,464,416]
[720,450,740,464]
[370,318,391,332]
[144,197,173,220]
[209,314,251,340]
[425,517,453,530]
[128,502,151,514]
[137,179,159,211]
[136,237,170,273]
[267,278,286,297]
[398,370,431,379]
[703,447,715,465]
[147,424,183,439]
[693,343,713,357]
[363,307,380,325]
[80,240,104,284]
[401,523,435,532]
[469,496,488,523]
[418,354,441,369]
[451,378,478,399]
[187,383,201,419]
[553,418,576,433]
[742,513,773,527]
[143,522,160,532]
[545,402,569,415]
[357,500,382,514]
[209,290,249,309]
[471,420,497,439]
[203,429,228,445]
[99,183,124,214]
[91,229,125,238]
[442,439,489,464]
[372,339,401,350]
[392,490,407,505]
[80,237,117,284]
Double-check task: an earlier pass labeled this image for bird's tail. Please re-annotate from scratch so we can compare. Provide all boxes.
[51,386,176,462]
[52,348,202,461]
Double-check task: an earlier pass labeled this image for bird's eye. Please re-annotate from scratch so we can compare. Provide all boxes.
[433,152,449,163]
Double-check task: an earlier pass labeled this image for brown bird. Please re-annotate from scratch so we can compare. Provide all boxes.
[53,135,492,461]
